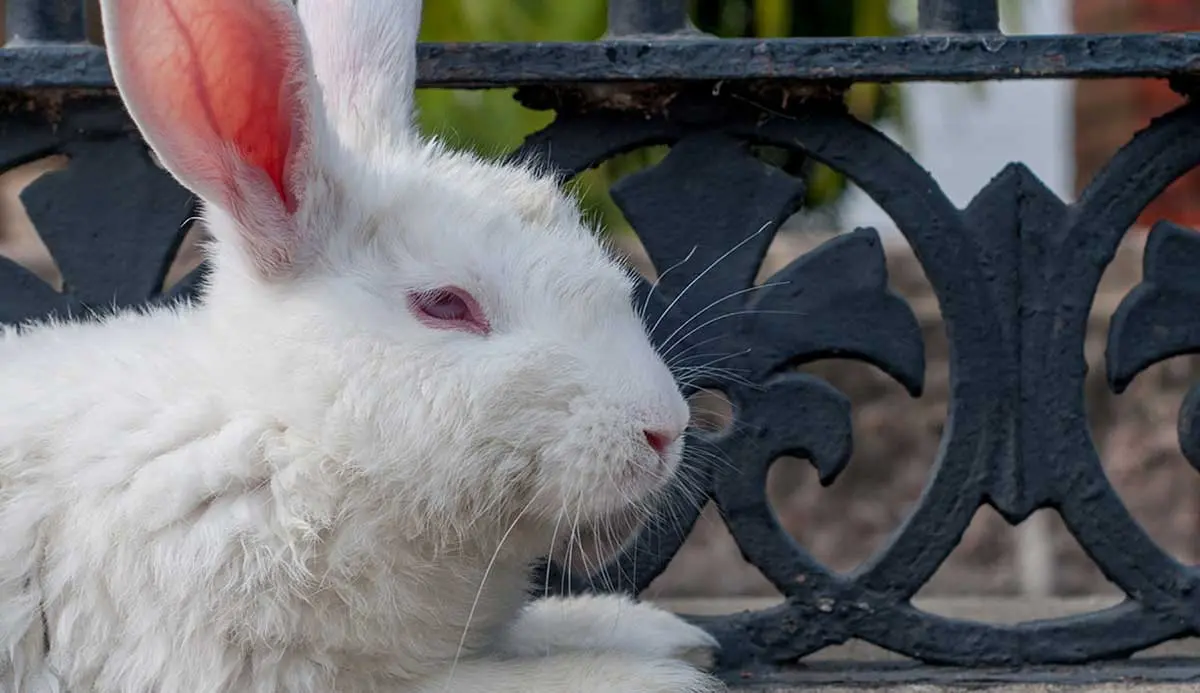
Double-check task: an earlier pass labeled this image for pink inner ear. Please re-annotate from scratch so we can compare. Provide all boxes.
[115,0,306,212]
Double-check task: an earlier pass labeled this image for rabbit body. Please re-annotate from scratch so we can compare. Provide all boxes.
[0,308,517,691]
[0,313,714,691]
[0,0,723,691]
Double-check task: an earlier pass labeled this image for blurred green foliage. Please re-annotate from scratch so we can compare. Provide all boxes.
[414,1,903,233]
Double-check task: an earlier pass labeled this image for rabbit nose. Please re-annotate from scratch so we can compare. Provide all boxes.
[643,428,681,457]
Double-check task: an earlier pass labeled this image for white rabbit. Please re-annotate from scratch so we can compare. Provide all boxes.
[0,0,724,691]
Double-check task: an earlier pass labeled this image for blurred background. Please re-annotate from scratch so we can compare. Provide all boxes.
[0,0,1198,620]
[418,0,1200,611]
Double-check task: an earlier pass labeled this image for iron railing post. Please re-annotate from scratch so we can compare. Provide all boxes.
[918,0,1001,33]
[5,0,86,45]
[606,0,696,37]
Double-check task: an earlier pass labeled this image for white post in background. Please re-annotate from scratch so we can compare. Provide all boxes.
[841,0,1073,598]
[843,0,1074,241]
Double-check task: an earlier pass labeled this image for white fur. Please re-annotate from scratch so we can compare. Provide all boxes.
[0,0,720,691]
[502,595,720,670]
[298,0,422,154]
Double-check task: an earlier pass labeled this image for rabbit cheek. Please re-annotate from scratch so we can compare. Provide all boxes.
[535,430,676,530]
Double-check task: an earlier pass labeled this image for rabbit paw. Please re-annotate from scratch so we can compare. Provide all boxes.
[503,594,719,669]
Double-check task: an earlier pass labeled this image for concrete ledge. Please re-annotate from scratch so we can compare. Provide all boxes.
[739,685,1200,690]
[727,677,1200,690]
[728,659,1200,691]
[724,661,1200,691]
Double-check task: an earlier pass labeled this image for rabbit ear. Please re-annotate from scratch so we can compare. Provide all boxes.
[100,0,322,279]
[297,0,422,155]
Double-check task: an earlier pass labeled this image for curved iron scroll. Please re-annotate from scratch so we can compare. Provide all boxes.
[0,96,203,326]
[516,94,1200,668]
[1,90,1199,671]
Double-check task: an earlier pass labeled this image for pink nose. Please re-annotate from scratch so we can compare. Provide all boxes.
[644,428,680,457]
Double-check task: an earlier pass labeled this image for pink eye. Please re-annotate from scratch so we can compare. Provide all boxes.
[407,287,490,335]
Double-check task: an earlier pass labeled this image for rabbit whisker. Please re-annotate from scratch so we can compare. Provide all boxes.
[543,508,566,601]
[666,334,732,368]
[639,245,698,322]
[662,308,809,360]
[670,349,752,371]
[648,222,771,340]
[445,490,540,690]
[656,280,787,357]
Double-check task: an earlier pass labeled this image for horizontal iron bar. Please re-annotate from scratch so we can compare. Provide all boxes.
[1,32,1199,90]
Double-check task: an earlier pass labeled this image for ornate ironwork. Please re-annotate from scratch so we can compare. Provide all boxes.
[1,0,1199,684]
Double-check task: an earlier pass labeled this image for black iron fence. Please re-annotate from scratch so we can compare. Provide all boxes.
[2,0,1200,686]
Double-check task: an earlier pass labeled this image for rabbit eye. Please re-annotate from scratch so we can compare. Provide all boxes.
[408,287,490,335]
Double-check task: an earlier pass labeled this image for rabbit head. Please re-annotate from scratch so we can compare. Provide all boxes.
[100,0,689,558]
